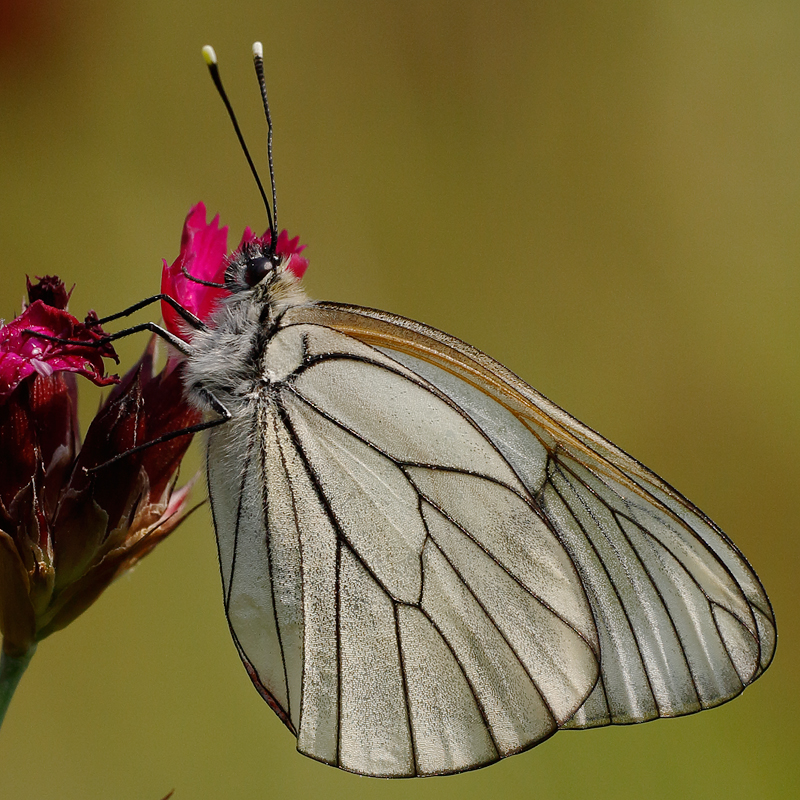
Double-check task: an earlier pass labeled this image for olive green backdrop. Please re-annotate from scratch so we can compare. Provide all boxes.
[0,2,797,798]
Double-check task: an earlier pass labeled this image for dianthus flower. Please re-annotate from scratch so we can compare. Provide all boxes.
[0,276,200,726]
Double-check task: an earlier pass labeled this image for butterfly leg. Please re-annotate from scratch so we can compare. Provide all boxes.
[23,321,192,356]
[96,293,207,332]
[89,386,232,472]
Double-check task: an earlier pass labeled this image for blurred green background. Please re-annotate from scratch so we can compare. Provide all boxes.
[1,2,797,798]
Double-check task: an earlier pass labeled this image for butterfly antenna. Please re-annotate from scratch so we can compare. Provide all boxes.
[202,45,275,238]
[252,42,278,250]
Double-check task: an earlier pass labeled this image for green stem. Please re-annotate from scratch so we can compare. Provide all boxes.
[0,643,36,730]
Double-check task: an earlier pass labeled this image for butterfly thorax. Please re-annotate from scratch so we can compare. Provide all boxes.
[182,256,310,416]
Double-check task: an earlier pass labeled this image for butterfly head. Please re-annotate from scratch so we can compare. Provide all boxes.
[225,240,281,293]
[223,231,307,296]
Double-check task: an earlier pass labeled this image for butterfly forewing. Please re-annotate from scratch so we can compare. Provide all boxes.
[287,303,776,725]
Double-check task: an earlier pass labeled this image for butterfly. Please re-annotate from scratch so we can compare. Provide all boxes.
[132,44,776,777]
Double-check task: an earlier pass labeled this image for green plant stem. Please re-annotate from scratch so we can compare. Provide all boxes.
[0,644,36,730]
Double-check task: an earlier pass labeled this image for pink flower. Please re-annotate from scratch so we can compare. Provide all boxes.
[0,277,200,658]
[161,202,308,340]
[0,289,118,402]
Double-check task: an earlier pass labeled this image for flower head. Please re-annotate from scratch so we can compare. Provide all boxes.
[0,291,117,402]
[0,277,200,658]
[161,202,308,340]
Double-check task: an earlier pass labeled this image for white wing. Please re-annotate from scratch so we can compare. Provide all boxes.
[206,305,775,777]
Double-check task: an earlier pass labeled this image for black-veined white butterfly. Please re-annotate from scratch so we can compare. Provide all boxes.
[123,43,776,778]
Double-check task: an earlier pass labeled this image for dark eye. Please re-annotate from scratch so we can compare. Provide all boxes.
[244,255,272,287]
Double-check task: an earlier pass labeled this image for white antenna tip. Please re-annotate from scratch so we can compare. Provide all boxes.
[252,41,263,59]
[202,45,217,66]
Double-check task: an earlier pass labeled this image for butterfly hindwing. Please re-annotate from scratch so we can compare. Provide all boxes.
[208,320,601,776]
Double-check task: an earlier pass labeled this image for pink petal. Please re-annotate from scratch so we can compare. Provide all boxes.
[0,301,118,402]
[161,203,231,338]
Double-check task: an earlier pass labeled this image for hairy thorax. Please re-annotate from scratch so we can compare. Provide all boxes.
[182,272,310,416]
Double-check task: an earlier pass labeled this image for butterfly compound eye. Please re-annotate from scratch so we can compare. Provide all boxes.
[244,255,273,287]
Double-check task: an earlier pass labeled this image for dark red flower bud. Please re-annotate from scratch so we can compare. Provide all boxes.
[25,275,72,310]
